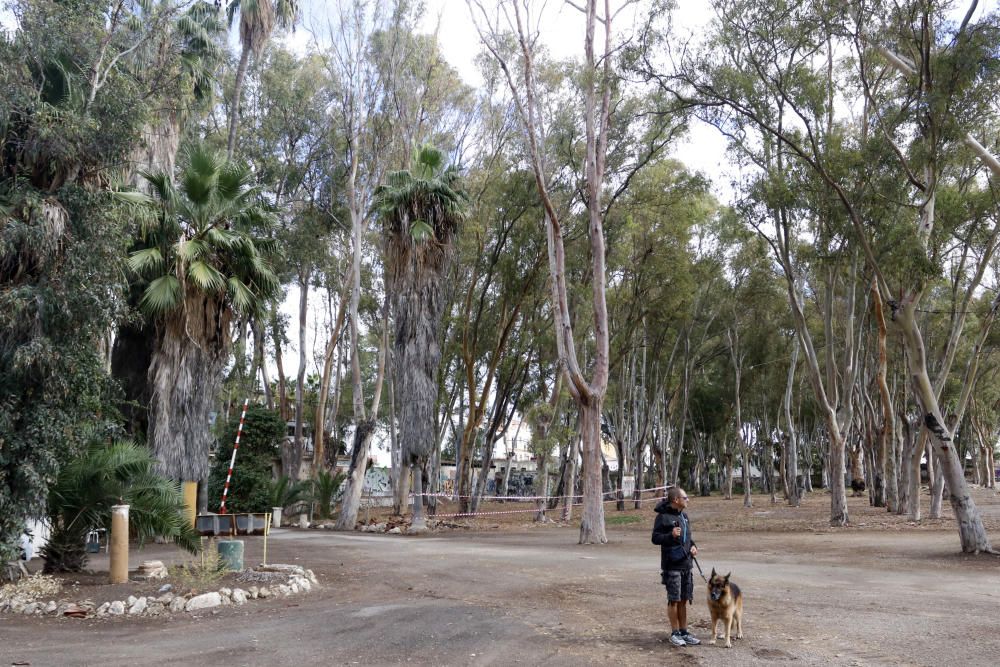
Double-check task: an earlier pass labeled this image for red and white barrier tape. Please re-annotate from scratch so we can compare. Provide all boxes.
[219,398,250,514]
[429,492,664,518]
[360,484,672,503]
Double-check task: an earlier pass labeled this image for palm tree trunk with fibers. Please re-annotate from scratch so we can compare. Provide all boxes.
[148,290,231,487]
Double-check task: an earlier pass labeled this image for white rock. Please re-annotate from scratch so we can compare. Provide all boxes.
[169,596,187,613]
[305,570,318,585]
[96,602,110,616]
[219,587,232,598]
[231,589,247,605]
[156,593,174,604]
[20,603,36,615]
[258,587,271,599]
[185,592,222,612]
[158,583,173,593]
[45,601,58,614]
[248,586,259,599]
[388,527,402,534]
[128,597,147,615]
[277,584,291,596]
[127,595,137,606]
[109,601,126,616]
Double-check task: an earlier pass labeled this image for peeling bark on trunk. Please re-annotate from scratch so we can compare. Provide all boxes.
[290,271,310,481]
[896,301,991,552]
[561,434,580,522]
[335,419,376,530]
[782,336,801,507]
[578,401,607,544]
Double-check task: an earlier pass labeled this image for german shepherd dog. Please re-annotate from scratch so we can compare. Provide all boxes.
[707,569,743,648]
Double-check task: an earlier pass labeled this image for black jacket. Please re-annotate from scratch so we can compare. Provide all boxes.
[651,499,695,573]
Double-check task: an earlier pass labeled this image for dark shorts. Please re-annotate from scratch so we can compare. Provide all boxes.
[664,569,694,603]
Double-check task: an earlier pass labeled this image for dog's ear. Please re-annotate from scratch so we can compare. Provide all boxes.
[724,572,731,581]
[710,567,716,578]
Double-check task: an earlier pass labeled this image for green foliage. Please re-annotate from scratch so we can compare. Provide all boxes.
[0,0,224,562]
[123,143,281,319]
[375,143,468,245]
[266,476,310,512]
[207,406,284,514]
[40,439,199,573]
[310,469,345,520]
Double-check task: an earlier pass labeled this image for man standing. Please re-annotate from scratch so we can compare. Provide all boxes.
[652,486,700,647]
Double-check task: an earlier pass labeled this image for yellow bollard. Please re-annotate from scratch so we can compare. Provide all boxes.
[182,481,198,527]
[110,504,129,584]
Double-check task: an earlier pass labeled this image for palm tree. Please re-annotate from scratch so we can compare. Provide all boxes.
[374,144,467,528]
[225,0,299,159]
[122,143,279,495]
[41,438,200,573]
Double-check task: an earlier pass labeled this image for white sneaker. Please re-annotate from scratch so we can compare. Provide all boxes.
[669,632,687,647]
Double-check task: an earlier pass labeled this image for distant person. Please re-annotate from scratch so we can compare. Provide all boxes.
[652,486,700,647]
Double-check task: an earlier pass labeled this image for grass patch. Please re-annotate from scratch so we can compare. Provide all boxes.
[605,514,643,526]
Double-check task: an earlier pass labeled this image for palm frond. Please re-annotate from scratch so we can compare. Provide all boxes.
[181,146,221,204]
[175,237,211,262]
[188,260,226,291]
[42,439,199,572]
[216,162,254,201]
[227,276,255,314]
[140,275,183,314]
[410,219,434,242]
[112,190,155,206]
[127,247,165,275]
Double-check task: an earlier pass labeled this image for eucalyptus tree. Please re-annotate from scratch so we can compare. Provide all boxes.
[375,144,468,529]
[315,0,475,526]
[320,0,401,528]
[239,46,341,479]
[123,145,279,491]
[452,164,548,512]
[224,0,299,159]
[657,0,998,550]
[602,159,709,506]
[0,0,200,562]
[472,0,690,543]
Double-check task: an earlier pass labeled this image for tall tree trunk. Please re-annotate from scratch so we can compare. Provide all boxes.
[290,270,310,481]
[335,420,375,530]
[149,292,230,487]
[227,44,252,160]
[578,400,606,543]
[251,319,274,411]
[896,301,992,552]
[870,284,896,511]
[561,433,580,522]
[671,334,691,485]
[272,312,289,420]
[314,284,349,475]
[391,258,449,531]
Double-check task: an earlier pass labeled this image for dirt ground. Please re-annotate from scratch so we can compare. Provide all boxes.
[3,487,1000,667]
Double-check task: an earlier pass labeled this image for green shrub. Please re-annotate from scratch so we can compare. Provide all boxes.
[311,469,345,519]
[41,439,199,573]
[207,405,284,513]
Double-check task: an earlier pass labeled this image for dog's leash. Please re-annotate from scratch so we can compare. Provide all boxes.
[692,555,709,583]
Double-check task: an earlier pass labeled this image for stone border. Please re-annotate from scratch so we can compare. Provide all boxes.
[0,564,317,619]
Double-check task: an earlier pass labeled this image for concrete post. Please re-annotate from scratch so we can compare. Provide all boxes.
[110,504,129,584]
[182,481,198,526]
